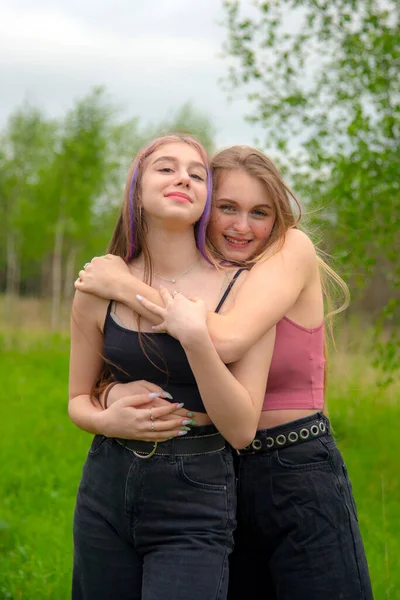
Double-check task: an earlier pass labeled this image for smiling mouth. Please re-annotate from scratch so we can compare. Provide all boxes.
[224,235,252,246]
[166,193,192,203]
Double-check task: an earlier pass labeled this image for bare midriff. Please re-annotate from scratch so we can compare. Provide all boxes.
[181,408,321,432]
[257,408,321,430]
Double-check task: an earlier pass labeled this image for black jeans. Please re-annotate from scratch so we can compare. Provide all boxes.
[73,425,236,600]
[228,413,374,600]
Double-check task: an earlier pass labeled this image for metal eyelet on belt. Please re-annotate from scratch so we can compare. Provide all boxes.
[310,425,320,436]
[288,431,299,443]
[300,428,310,440]
[276,434,286,446]
[319,421,326,432]
[132,442,158,459]
[266,437,274,448]
[251,439,263,451]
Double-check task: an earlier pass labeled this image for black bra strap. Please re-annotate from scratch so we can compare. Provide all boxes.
[215,269,247,314]
[103,300,114,335]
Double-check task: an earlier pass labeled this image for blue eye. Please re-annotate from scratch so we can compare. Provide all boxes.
[252,210,268,218]
[219,204,236,212]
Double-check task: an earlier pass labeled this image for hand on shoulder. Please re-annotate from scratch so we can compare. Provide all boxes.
[75,254,130,300]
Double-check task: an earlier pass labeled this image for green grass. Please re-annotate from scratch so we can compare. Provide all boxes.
[0,332,399,599]
[0,333,88,599]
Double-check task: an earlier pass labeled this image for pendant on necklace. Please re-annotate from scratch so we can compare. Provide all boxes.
[171,278,176,283]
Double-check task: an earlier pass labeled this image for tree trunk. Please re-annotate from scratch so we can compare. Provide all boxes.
[51,219,64,330]
[41,254,52,298]
[64,246,77,304]
[5,231,21,322]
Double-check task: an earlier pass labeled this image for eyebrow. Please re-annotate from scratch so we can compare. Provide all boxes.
[152,156,207,173]
[216,198,273,210]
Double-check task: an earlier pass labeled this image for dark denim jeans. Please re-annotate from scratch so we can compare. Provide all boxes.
[73,425,236,600]
[228,413,374,600]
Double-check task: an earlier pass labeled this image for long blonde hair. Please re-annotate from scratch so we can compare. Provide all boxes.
[209,146,350,408]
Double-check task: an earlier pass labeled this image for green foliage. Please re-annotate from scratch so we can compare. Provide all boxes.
[221,0,400,378]
[0,105,58,280]
[0,90,216,307]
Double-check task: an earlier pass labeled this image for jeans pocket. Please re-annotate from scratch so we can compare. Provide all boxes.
[275,438,332,471]
[178,452,230,492]
[88,435,108,456]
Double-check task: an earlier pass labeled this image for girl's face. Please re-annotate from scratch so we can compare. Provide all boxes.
[208,169,276,261]
[140,142,208,227]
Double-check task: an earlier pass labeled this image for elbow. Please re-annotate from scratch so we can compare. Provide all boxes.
[67,397,77,424]
[227,425,257,451]
[211,331,247,364]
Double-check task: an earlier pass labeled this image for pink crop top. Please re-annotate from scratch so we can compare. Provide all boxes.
[262,317,325,411]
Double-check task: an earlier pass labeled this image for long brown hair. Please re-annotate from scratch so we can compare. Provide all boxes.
[208,146,350,410]
[96,134,212,394]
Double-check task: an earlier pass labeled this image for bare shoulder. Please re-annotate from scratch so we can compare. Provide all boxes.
[72,290,109,331]
[255,229,317,271]
[277,228,316,256]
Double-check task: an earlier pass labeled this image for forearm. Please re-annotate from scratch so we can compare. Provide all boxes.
[68,394,106,435]
[114,273,269,363]
[116,275,163,324]
[183,334,259,449]
[116,273,260,360]
[206,312,250,364]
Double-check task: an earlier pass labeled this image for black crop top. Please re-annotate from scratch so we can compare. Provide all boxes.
[103,270,244,413]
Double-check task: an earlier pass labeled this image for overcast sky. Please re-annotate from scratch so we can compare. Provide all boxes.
[0,0,262,148]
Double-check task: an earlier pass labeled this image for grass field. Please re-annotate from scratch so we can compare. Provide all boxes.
[0,325,399,599]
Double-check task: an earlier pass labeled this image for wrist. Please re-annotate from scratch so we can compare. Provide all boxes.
[91,409,109,435]
[181,326,212,352]
[102,381,120,409]
[116,274,134,304]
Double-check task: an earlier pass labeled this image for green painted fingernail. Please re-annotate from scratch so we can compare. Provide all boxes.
[182,419,196,426]
[186,412,195,418]
[181,426,191,432]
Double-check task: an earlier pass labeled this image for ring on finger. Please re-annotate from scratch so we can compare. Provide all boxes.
[149,408,155,422]
[151,420,155,432]
[171,290,178,298]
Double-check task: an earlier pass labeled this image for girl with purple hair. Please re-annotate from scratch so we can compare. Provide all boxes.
[69,135,275,600]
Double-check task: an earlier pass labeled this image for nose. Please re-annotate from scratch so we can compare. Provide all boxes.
[232,213,250,234]
[175,168,191,187]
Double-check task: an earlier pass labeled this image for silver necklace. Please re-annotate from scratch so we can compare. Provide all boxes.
[154,258,199,284]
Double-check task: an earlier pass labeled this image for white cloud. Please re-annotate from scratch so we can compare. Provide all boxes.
[0,1,261,147]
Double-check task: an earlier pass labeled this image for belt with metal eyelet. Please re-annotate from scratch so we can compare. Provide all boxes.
[237,417,329,456]
[115,432,226,458]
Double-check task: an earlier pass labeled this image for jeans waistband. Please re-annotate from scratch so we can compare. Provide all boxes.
[237,412,329,455]
[115,427,226,459]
